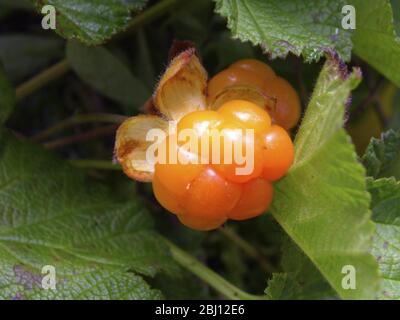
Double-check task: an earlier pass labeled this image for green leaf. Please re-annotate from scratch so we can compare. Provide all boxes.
[1,262,162,300]
[368,177,400,299]
[271,56,380,299]
[0,35,63,83]
[121,0,147,10]
[33,0,148,45]
[391,0,400,35]
[214,0,352,62]
[363,129,400,179]
[350,0,400,87]
[0,63,15,126]
[266,239,336,300]
[66,41,150,112]
[0,132,174,299]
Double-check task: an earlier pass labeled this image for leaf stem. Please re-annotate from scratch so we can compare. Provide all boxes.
[69,159,121,171]
[164,238,267,300]
[43,125,117,149]
[30,113,127,142]
[116,0,182,41]
[219,227,277,274]
[15,59,70,101]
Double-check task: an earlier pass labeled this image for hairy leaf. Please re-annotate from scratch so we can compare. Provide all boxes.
[363,129,400,179]
[350,0,400,86]
[368,177,400,299]
[0,133,174,299]
[271,56,380,299]
[67,41,150,111]
[33,0,148,45]
[214,0,352,62]
[266,239,335,300]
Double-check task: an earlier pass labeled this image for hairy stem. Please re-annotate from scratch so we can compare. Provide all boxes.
[164,238,267,300]
[43,125,117,149]
[30,113,127,142]
[15,59,70,101]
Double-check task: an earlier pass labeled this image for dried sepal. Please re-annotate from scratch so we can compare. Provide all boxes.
[141,97,160,116]
[154,48,208,121]
[168,40,197,63]
[209,85,276,112]
[115,115,168,182]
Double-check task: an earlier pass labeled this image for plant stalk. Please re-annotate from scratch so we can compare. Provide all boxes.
[219,227,277,274]
[69,159,121,171]
[164,238,267,300]
[15,59,70,101]
[43,125,117,149]
[30,113,127,142]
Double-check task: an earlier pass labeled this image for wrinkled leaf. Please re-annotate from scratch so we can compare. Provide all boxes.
[33,0,148,45]
[363,129,400,179]
[0,132,175,299]
[350,0,400,87]
[67,41,150,111]
[368,177,400,299]
[271,56,380,299]
[214,0,352,62]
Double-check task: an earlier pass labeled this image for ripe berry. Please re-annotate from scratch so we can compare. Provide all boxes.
[177,212,227,232]
[211,119,264,183]
[154,135,205,195]
[217,99,272,135]
[207,67,265,101]
[228,178,273,220]
[261,125,294,181]
[119,55,297,232]
[151,70,295,231]
[177,110,223,161]
[152,174,183,215]
[182,167,242,222]
[207,59,301,130]
[263,77,301,130]
[230,59,276,83]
